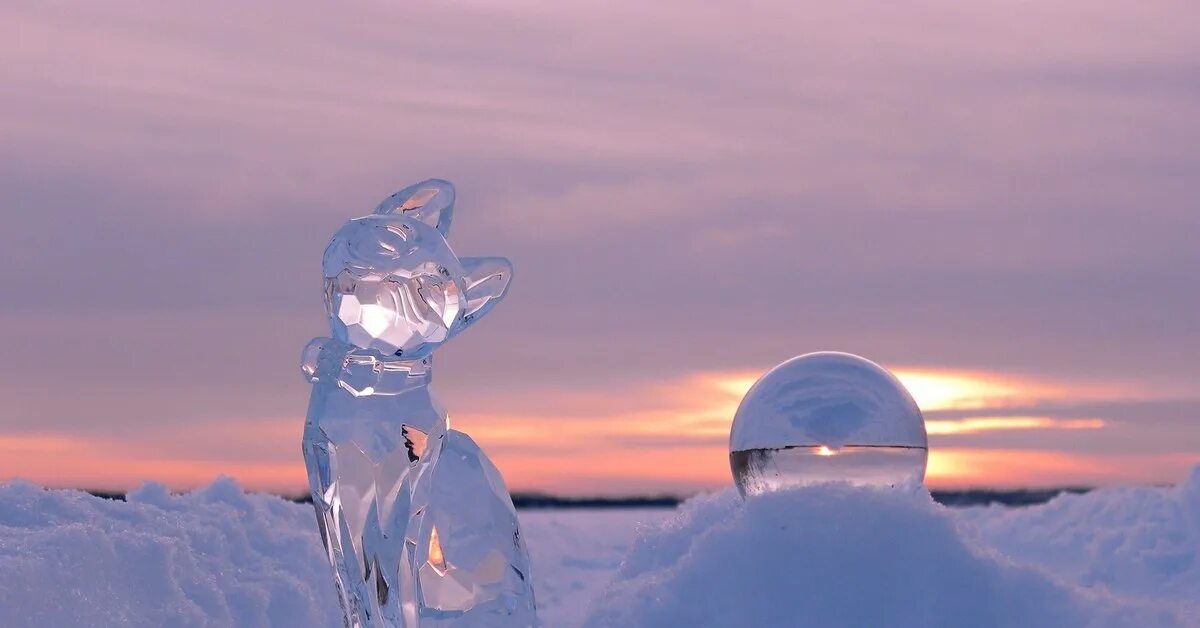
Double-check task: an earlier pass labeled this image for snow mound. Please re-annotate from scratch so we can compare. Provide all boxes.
[583,482,1198,628]
[0,477,340,628]
[959,465,1200,604]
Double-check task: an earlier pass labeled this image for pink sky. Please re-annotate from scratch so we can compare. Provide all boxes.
[0,1,1197,494]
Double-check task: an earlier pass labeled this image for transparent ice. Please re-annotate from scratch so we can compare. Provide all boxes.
[301,179,536,627]
[729,351,928,496]
[408,430,537,626]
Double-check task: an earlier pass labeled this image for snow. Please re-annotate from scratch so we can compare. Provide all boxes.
[524,509,671,627]
[0,469,1196,627]
[0,479,340,627]
[582,485,1196,627]
[956,466,1200,606]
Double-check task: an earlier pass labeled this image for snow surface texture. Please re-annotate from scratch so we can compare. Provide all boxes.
[0,468,1195,627]
[0,480,340,627]
[582,475,1199,627]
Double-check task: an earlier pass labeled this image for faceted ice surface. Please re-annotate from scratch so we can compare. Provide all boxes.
[303,376,536,627]
[302,341,448,627]
[729,352,927,496]
[303,180,530,626]
[374,178,455,236]
[323,216,468,357]
[407,431,537,626]
[321,184,512,359]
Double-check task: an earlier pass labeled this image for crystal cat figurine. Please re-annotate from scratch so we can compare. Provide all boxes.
[301,179,537,627]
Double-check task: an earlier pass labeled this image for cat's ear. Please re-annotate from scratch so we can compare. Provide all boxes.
[459,257,513,324]
[374,179,455,236]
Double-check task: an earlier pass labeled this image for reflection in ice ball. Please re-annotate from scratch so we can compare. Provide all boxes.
[729,352,928,496]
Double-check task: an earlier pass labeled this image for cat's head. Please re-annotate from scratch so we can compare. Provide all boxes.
[321,179,512,358]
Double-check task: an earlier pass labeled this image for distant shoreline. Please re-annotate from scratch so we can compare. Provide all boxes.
[78,487,1096,509]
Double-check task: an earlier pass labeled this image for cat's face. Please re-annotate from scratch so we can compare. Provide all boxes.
[321,180,511,358]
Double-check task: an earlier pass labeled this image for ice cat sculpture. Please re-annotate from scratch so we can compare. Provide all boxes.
[300,179,537,627]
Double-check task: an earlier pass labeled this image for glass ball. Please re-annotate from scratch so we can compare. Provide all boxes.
[729,351,928,496]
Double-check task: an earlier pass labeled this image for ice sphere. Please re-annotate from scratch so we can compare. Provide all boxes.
[729,351,928,496]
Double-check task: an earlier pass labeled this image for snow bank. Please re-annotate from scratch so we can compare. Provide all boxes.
[958,466,1200,605]
[583,478,1199,627]
[0,468,1197,627]
[0,477,667,628]
[0,478,340,627]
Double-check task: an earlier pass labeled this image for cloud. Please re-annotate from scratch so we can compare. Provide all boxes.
[0,0,1196,490]
[924,417,1106,435]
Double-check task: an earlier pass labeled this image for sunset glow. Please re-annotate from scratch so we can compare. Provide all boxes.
[0,364,1183,494]
[892,370,1031,411]
[925,417,1106,435]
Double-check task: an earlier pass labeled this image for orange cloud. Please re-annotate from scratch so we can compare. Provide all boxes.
[925,416,1105,435]
[926,449,1199,489]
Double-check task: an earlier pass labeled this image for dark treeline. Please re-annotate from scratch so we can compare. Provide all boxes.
[83,488,1094,509]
